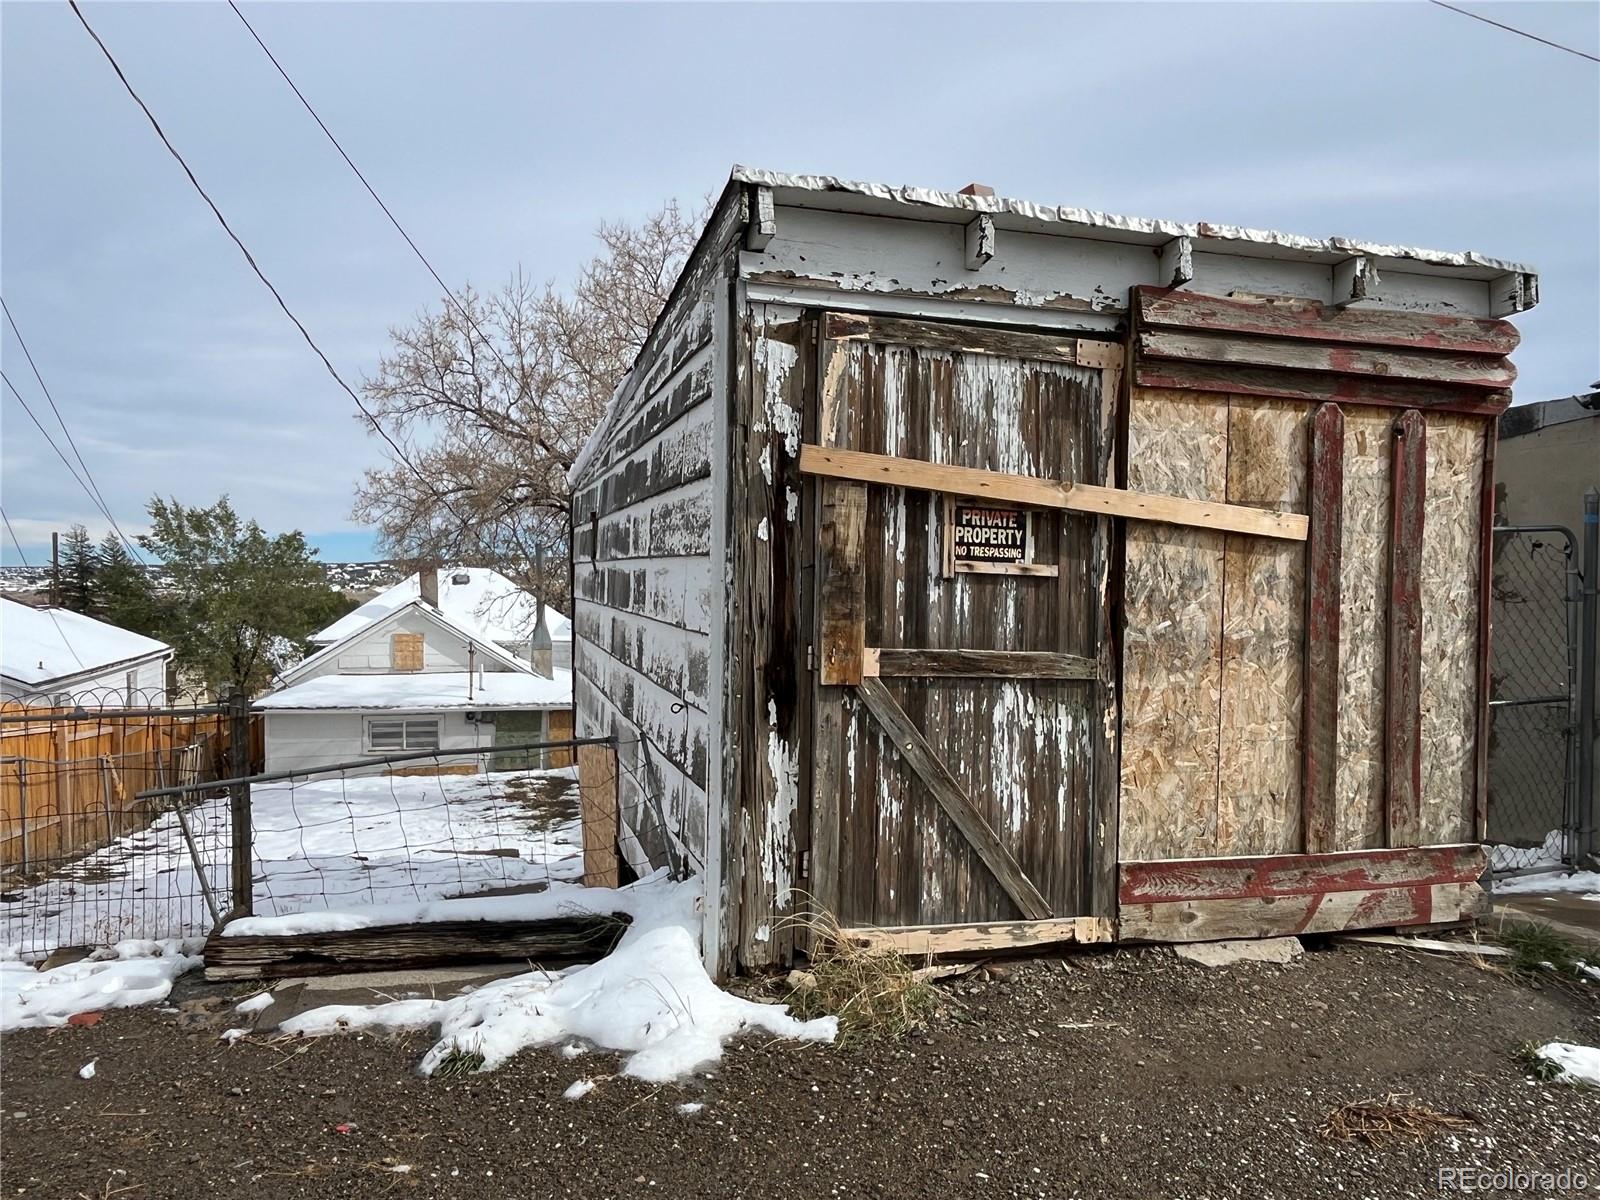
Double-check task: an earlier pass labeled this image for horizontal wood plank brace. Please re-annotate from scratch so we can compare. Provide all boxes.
[1134,286,1520,356]
[1118,844,1486,905]
[1119,882,1485,944]
[1138,328,1515,390]
[823,311,1111,366]
[1134,358,1509,417]
[836,918,1114,956]
[863,648,1098,680]
[799,444,1308,541]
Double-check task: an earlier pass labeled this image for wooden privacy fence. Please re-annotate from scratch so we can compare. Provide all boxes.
[0,703,261,877]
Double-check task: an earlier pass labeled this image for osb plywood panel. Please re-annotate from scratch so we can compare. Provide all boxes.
[1217,399,1308,856]
[1418,413,1486,845]
[1333,407,1393,850]
[1119,388,1228,861]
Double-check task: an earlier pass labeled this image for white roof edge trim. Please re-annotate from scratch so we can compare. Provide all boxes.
[730,165,1539,279]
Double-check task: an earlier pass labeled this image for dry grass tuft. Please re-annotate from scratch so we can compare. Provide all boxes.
[782,911,942,1045]
[1317,1094,1474,1147]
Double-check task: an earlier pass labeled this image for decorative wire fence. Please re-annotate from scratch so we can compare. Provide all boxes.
[0,693,253,957]
[0,725,675,961]
[1486,526,1580,874]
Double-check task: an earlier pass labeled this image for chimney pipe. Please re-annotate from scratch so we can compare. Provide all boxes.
[958,182,995,197]
[418,564,440,609]
[528,614,554,679]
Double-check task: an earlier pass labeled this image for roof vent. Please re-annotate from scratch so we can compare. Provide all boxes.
[451,572,471,585]
[958,183,995,198]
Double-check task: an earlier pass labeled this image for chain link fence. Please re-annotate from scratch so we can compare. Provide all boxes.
[1486,526,1580,874]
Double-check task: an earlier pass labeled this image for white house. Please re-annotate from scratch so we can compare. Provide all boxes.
[0,597,172,708]
[313,567,573,671]
[259,584,574,778]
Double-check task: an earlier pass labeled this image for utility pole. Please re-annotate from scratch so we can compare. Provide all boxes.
[1580,488,1598,862]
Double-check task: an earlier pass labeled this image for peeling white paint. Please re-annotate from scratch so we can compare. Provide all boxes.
[763,698,799,910]
[756,518,770,542]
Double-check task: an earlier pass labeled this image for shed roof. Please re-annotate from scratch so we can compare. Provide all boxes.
[0,598,170,687]
[732,166,1538,280]
[255,670,573,712]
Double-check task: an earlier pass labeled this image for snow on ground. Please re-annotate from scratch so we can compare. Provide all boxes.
[1533,1043,1600,1087]
[1493,870,1600,897]
[0,939,202,1032]
[1,770,581,959]
[277,875,838,1082]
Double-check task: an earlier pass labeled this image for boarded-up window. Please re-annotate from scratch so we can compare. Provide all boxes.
[390,633,424,671]
[366,716,440,753]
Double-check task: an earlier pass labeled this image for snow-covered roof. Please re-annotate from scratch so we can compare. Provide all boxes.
[313,568,571,647]
[0,598,170,687]
[279,599,532,689]
[255,670,573,711]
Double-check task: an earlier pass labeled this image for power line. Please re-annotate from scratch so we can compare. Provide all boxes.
[226,3,568,470]
[1427,1,1600,63]
[1,371,143,564]
[0,507,87,671]
[66,0,473,537]
[1,296,149,564]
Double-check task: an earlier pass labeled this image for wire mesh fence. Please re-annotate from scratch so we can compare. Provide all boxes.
[0,721,678,960]
[0,693,253,957]
[1486,525,1580,874]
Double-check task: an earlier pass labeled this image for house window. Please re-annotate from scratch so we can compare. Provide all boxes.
[390,633,425,672]
[366,716,441,754]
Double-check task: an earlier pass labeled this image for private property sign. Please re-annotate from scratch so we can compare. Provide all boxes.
[952,505,1027,564]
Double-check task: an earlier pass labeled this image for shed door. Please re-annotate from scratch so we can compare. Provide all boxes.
[807,314,1115,934]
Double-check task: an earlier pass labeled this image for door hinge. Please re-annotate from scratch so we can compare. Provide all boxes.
[800,849,811,878]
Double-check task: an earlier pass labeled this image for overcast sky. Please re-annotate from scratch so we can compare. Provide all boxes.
[2,1,1596,565]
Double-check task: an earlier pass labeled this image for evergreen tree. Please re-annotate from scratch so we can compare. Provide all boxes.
[57,524,97,614]
[95,533,157,633]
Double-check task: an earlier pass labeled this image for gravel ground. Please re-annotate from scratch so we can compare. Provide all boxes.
[2,941,1597,1199]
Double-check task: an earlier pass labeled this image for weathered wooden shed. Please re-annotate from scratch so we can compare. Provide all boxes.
[567,167,1537,977]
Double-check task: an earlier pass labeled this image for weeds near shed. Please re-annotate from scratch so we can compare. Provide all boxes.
[432,1044,486,1080]
[1514,1041,1566,1083]
[781,910,941,1045]
[1490,920,1598,985]
[1317,1094,1474,1147]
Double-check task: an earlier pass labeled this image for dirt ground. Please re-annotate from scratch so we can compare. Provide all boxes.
[3,941,1597,1200]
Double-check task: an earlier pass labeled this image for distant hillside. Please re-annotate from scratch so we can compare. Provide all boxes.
[0,559,405,601]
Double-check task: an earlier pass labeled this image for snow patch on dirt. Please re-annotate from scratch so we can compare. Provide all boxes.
[0,939,203,1032]
[1532,1042,1600,1086]
[276,878,836,1081]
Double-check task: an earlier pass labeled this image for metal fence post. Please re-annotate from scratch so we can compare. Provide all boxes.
[227,689,253,918]
[1580,488,1599,863]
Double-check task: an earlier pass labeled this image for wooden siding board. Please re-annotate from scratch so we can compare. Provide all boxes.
[1333,407,1395,850]
[1119,844,1486,903]
[1133,358,1510,416]
[1137,328,1516,390]
[1134,287,1521,356]
[1120,881,1485,942]
[1418,412,1487,845]
[1118,389,1228,860]
[731,304,812,969]
[1385,410,1427,848]
[1303,404,1345,854]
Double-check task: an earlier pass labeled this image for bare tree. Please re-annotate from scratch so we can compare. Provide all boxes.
[353,200,702,607]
